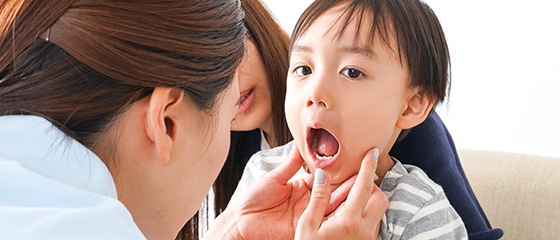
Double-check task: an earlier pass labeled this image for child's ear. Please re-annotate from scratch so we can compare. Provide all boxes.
[145,87,185,165]
[396,89,435,130]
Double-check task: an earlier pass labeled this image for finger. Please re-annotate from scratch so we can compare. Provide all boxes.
[363,185,389,227]
[325,174,357,215]
[302,173,314,189]
[345,148,379,216]
[267,143,305,183]
[298,168,332,230]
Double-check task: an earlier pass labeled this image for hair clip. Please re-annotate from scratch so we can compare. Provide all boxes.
[44,28,51,42]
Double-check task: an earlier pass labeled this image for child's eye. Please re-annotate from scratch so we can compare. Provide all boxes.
[341,68,364,79]
[294,66,312,76]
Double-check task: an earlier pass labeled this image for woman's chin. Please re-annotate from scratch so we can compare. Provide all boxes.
[230,117,262,132]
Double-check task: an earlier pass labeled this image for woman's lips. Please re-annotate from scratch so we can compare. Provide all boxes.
[237,88,254,114]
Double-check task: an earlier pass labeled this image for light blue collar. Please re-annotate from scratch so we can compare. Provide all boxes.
[0,115,117,198]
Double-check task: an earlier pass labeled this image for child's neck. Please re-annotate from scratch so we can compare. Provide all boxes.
[375,154,395,186]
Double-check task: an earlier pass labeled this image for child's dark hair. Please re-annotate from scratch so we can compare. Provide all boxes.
[291,0,450,139]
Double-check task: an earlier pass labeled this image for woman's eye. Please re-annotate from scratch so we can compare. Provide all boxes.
[342,68,364,79]
[294,66,312,76]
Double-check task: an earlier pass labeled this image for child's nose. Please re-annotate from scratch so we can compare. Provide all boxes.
[306,97,328,108]
[306,76,332,109]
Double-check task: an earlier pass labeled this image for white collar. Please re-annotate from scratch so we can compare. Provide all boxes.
[0,115,117,198]
[260,129,271,150]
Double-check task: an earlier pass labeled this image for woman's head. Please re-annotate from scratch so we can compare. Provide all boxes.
[203,1,293,238]
[1,0,245,238]
[1,0,244,144]
[231,0,292,147]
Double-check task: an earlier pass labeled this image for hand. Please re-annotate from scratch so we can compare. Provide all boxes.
[225,144,356,239]
[295,148,389,240]
[203,145,310,240]
[231,144,313,240]
[206,146,383,240]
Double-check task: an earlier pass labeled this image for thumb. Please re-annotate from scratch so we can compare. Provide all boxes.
[267,143,305,183]
[298,168,331,231]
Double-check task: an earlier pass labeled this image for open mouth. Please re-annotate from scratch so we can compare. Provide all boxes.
[308,127,340,161]
[237,88,254,114]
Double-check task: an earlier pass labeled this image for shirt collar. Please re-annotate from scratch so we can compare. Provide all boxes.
[0,115,117,198]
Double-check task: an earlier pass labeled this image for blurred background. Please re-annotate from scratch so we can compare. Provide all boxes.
[263,0,560,158]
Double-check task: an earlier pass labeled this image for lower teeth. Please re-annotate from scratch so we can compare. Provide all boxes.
[312,135,336,160]
[315,153,333,161]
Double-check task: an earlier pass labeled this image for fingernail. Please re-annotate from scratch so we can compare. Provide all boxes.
[315,168,325,185]
[372,148,379,162]
[374,174,379,181]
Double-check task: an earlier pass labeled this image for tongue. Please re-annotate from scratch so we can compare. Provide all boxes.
[315,129,339,157]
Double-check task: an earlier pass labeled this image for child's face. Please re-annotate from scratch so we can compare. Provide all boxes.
[285,6,415,184]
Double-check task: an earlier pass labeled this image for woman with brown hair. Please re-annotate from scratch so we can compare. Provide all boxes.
[214,0,293,215]
[179,1,295,237]
[0,0,387,239]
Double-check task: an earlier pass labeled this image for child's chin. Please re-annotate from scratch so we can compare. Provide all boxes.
[329,174,345,185]
[330,171,357,186]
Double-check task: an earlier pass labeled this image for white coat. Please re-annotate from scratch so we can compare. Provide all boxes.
[0,115,145,239]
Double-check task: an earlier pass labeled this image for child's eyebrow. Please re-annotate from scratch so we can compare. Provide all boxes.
[338,45,378,59]
[291,45,313,53]
[291,44,378,60]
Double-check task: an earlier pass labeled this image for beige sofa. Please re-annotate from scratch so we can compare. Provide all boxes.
[458,149,560,240]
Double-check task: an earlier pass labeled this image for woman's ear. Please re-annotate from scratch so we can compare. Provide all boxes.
[145,87,185,165]
[396,89,435,130]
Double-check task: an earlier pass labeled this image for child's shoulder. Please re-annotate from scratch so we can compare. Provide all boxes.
[246,141,295,172]
[381,159,446,205]
[254,141,294,158]
[379,159,467,239]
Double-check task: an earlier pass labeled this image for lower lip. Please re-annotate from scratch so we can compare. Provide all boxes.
[312,156,338,170]
[237,89,255,114]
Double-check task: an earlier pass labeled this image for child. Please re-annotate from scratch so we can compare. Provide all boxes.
[231,0,467,239]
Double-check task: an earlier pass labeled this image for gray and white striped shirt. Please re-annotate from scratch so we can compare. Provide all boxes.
[230,141,468,240]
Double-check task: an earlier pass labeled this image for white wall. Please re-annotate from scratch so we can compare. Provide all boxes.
[263,0,560,158]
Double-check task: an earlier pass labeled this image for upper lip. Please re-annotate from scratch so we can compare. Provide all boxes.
[238,88,253,104]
